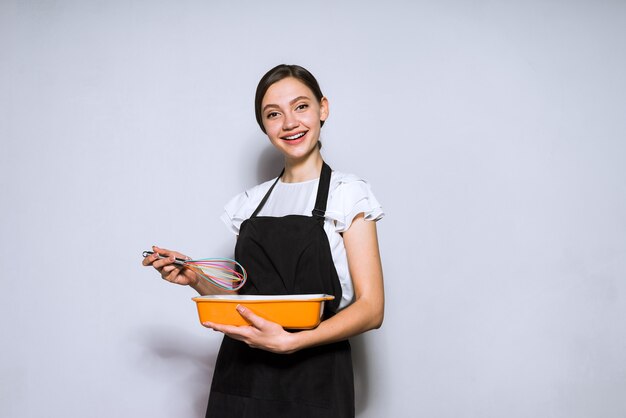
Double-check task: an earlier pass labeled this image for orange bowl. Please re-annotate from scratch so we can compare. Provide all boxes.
[192,294,335,329]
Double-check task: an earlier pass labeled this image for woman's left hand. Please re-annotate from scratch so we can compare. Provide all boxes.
[203,305,299,354]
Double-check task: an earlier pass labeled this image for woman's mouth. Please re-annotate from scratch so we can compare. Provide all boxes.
[283,131,306,141]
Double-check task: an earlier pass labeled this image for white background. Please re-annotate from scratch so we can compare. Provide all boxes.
[1,1,625,417]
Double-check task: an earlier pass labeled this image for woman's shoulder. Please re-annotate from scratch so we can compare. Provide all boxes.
[220,176,278,234]
[228,176,278,209]
[242,176,278,200]
[330,170,362,185]
[329,170,378,196]
[327,169,384,232]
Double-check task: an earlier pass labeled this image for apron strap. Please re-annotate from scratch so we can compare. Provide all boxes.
[312,162,332,224]
[250,168,284,218]
[250,162,332,223]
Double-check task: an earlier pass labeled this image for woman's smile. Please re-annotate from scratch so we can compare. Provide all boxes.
[281,130,308,144]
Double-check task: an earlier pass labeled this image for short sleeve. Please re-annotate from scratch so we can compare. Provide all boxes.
[325,173,385,233]
[220,179,275,235]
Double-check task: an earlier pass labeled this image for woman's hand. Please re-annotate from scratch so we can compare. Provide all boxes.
[203,305,298,354]
[142,245,199,286]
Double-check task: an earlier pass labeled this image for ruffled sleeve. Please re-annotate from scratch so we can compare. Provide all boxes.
[325,172,385,233]
[220,179,275,235]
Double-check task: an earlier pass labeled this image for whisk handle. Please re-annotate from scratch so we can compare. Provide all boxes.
[142,250,187,265]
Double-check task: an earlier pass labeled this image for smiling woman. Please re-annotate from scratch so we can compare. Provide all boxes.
[143,64,385,418]
[259,77,329,173]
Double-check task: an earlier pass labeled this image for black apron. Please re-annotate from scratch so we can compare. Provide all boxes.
[206,162,355,418]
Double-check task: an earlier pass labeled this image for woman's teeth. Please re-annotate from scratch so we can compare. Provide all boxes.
[284,132,305,140]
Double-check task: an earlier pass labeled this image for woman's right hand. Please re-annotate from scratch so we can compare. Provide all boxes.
[142,245,199,286]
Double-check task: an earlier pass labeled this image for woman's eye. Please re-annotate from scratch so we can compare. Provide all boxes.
[296,104,308,111]
[266,112,279,119]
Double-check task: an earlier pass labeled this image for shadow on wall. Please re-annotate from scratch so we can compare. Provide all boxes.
[133,326,220,417]
[352,335,372,415]
[256,143,284,182]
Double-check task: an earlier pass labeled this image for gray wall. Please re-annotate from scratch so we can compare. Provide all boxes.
[1,1,625,417]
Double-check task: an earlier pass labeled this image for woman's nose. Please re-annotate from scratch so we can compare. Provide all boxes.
[282,113,298,130]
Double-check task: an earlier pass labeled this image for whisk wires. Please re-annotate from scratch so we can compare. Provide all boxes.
[142,251,247,291]
[184,258,247,291]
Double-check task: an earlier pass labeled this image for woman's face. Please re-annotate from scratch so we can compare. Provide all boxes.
[261,77,328,162]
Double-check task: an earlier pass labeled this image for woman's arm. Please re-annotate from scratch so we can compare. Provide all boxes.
[203,214,384,353]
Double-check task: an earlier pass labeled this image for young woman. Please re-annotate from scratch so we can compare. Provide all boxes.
[143,64,385,417]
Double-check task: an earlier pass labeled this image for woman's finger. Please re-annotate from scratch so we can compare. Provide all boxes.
[143,246,165,267]
[235,305,271,330]
[154,245,189,261]
[162,264,183,282]
[152,255,176,270]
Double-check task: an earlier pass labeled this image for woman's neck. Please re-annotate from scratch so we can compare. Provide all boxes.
[282,151,323,183]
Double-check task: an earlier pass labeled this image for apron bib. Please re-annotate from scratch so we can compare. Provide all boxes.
[206,162,354,418]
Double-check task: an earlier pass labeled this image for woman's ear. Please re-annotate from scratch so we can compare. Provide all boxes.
[319,96,329,122]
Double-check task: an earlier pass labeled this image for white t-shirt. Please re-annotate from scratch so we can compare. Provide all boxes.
[221,171,384,309]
